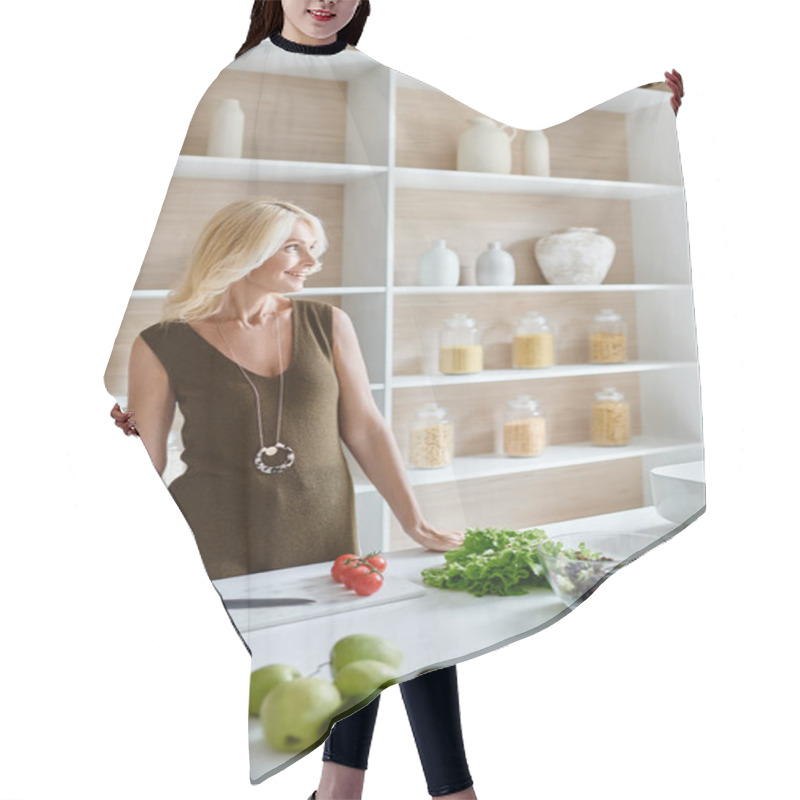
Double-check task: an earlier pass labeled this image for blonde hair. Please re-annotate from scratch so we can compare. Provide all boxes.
[162,198,327,322]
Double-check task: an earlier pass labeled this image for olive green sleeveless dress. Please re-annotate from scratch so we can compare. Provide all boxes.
[140,298,358,580]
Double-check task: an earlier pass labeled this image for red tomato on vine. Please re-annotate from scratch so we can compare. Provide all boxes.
[331,553,360,584]
[351,569,384,596]
[364,553,387,573]
[343,563,371,590]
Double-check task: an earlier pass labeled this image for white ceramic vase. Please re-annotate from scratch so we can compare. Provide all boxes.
[418,240,460,286]
[457,117,517,174]
[207,98,245,158]
[534,227,616,285]
[476,242,515,286]
[522,130,550,176]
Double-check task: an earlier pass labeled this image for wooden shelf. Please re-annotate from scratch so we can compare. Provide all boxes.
[174,155,388,184]
[392,284,691,295]
[394,166,682,199]
[130,287,387,300]
[353,437,700,493]
[173,157,680,199]
[132,286,689,299]
[391,361,697,389]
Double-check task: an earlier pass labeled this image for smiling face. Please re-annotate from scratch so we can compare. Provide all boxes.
[246,218,321,293]
[280,0,362,45]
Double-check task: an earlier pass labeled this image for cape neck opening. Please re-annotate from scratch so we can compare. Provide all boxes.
[269,32,349,55]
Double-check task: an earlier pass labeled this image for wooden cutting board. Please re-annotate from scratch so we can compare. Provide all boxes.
[215,561,428,632]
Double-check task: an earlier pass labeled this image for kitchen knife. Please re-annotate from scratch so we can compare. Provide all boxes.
[223,597,317,609]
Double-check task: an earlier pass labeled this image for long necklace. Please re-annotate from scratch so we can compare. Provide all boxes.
[215,310,295,475]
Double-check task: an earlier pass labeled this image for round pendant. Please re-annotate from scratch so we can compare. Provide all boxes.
[254,443,295,475]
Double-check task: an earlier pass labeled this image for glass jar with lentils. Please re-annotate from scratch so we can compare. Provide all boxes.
[439,313,484,374]
[589,309,628,364]
[409,402,455,468]
[512,311,555,369]
[502,395,547,457]
[591,387,631,446]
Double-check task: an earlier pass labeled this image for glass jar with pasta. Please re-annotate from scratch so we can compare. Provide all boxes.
[591,387,631,446]
[439,313,483,374]
[502,395,547,457]
[512,311,555,368]
[589,309,628,364]
[409,402,454,469]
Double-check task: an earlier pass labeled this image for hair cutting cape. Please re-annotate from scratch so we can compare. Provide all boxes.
[105,35,703,783]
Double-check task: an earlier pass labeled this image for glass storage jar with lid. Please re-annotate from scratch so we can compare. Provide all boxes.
[589,309,628,364]
[512,311,555,368]
[439,313,483,374]
[502,395,547,457]
[408,402,454,468]
[591,387,631,446]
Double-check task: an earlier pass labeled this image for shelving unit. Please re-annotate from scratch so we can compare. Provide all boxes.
[106,47,702,554]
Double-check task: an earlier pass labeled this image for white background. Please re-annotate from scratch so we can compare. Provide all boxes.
[1,1,796,798]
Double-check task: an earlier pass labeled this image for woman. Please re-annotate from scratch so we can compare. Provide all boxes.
[118,197,477,799]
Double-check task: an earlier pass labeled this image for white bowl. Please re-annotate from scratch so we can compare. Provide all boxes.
[650,460,705,524]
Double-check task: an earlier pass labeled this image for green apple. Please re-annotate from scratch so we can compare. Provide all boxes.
[249,664,301,716]
[334,659,397,701]
[330,634,403,677]
[260,677,342,753]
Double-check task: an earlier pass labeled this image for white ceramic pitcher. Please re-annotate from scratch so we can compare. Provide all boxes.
[457,117,517,174]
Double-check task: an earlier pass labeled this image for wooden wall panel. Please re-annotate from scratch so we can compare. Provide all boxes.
[392,292,639,375]
[393,189,632,287]
[388,458,644,549]
[133,179,345,290]
[181,70,349,163]
[391,373,642,457]
[546,111,629,181]
[396,87,629,182]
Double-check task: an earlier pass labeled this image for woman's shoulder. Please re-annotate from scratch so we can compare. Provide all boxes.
[293,297,338,317]
[140,319,186,335]
[293,298,341,353]
[139,320,189,350]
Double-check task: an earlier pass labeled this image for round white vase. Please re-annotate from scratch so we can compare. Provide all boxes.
[207,98,245,158]
[476,242,515,286]
[534,227,616,285]
[522,130,550,177]
[418,240,460,286]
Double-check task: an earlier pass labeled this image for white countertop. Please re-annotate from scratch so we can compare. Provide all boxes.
[229,505,678,782]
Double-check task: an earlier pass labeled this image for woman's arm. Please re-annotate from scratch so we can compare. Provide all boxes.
[126,335,177,476]
[331,308,464,551]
